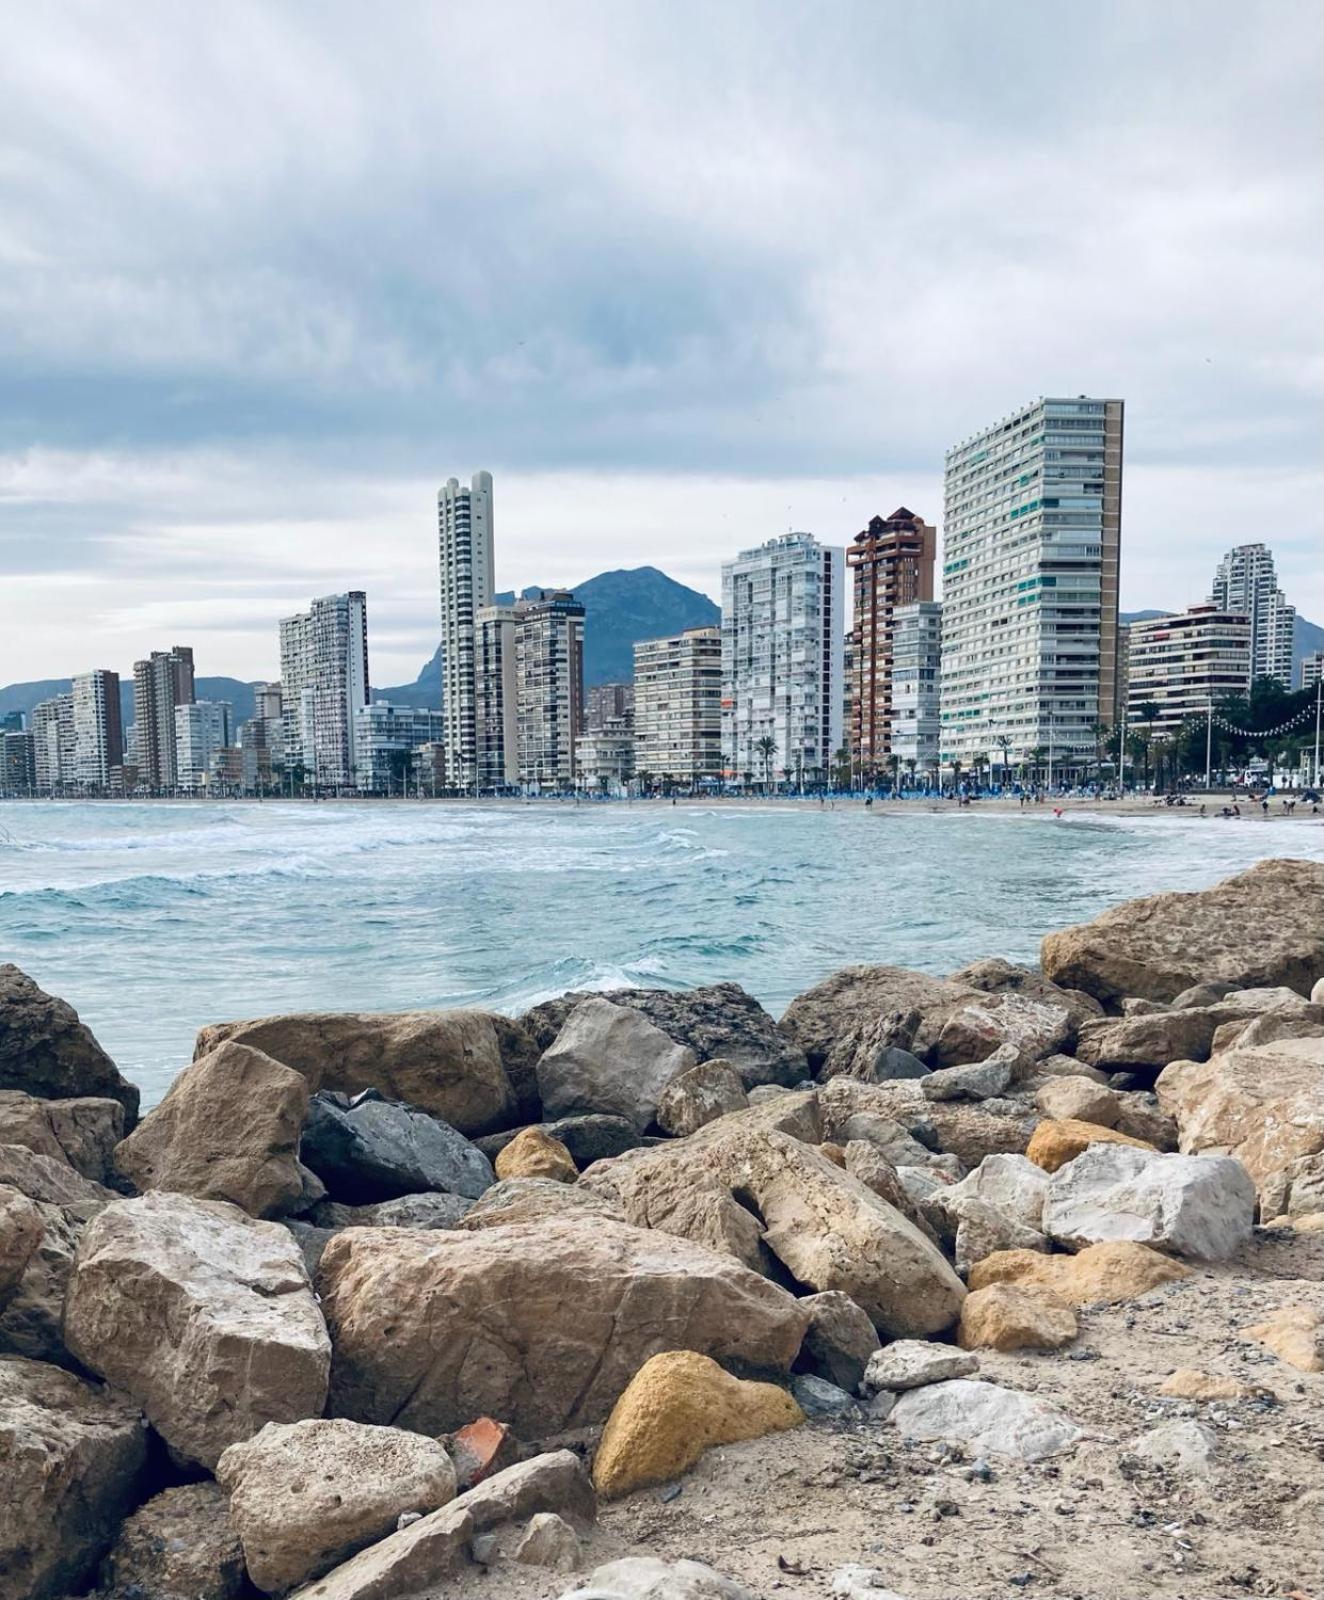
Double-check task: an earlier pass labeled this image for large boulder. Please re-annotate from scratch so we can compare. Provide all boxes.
[0,1185,43,1309]
[1,1354,147,1600]
[967,1240,1191,1305]
[795,1290,880,1392]
[64,1192,331,1469]
[0,966,139,1126]
[194,1009,517,1135]
[522,982,806,1089]
[778,965,968,1072]
[114,1042,308,1218]
[284,1451,595,1600]
[591,1349,803,1499]
[536,999,695,1131]
[1043,1144,1255,1261]
[582,1127,964,1337]
[459,1176,625,1230]
[98,1483,247,1600]
[311,1192,473,1231]
[0,1091,124,1184]
[300,1092,493,1204]
[656,1059,749,1137]
[1074,1009,1221,1073]
[817,1077,1036,1168]
[0,1146,114,1365]
[1040,859,1324,1004]
[1156,1036,1324,1215]
[494,1126,576,1183]
[938,1153,1050,1233]
[217,1418,457,1595]
[957,1284,1078,1352]
[948,958,1104,1025]
[317,1217,808,1436]
[1026,1118,1158,1173]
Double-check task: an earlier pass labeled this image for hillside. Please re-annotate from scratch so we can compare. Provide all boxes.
[378,565,720,702]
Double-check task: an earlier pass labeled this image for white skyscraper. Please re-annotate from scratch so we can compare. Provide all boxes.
[940,397,1124,776]
[279,592,370,788]
[175,701,233,791]
[720,533,845,786]
[438,471,495,789]
[71,669,124,790]
[1209,543,1296,689]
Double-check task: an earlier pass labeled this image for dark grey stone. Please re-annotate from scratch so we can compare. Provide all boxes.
[300,1092,494,1203]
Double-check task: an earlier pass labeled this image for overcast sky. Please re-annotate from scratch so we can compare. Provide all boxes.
[2,1,1321,687]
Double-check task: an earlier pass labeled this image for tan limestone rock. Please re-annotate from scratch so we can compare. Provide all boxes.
[655,1059,749,1137]
[967,1240,1191,1305]
[65,1192,330,1469]
[1240,1305,1324,1373]
[459,1176,624,1230]
[1034,1077,1119,1128]
[114,1042,308,1218]
[0,1185,43,1309]
[0,1091,124,1184]
[0,965,140,1125]
[1041,859,1324,1004]
[1158,1369,1272,1402]
[1026,1118,1158,1173]
[1,1354,147,1600]
[591,1349,803,1499]
[194,1009,517,1136]
[217,1418,457,1594]
[494,1126,577,1183]
[957,1284,1078,1351]
[317,1216,808,1436]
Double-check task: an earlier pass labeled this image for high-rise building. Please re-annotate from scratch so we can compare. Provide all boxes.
[515,589,585,791]
[279,593,369,788]
[71,669,124,790]
[133,646,195,790]
[848,508,936,769]
[438,471,495,789]
[586,682,634,731]
[354,703,447,793]
[720,533,844,786]
[633,625,722,786]
[175,702,233,791]
[475,603,519,791]
[574,723,636,795]
[1209,544,1296,689]
[31,694,75,792]
[1126,604,1252,738]
[940,396,1123,775]
[1,730,35,793]
[890,601,943,778]
[1302,651,1324,690]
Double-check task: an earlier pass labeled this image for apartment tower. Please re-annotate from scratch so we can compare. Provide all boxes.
[1209,543,1296,689]
[132,646,195,789]
[720,533,845,785]
[890,601,943,778]
[30,694,75,791]
[475,603,520,790]
[515,589,585,791]
[1126,603,1252,737]
[279,593,369,788]
[72,669,124,790]
[940,397,1123,775]
[438,471,495,789]
[633,625,723,786]
[848,509,936,771]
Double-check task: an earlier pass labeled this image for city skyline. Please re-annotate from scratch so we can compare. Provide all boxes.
[1,3,1320,685]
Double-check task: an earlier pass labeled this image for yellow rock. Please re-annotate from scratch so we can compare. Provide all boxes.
[494,1128,577,1184]
[1158,1368,1270,1402]
[967,1241,1190,1307]
[1240,1305,1324,1373]
[591,1350,803,1500]
[957,1284,1077,1352]
[1026,1118,1159,1173]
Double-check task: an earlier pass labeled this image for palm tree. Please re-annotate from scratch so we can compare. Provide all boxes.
[832,744,851,792]
[905,757,917,791]
[887,753,901,796]
[755,736,776,795]
[995,734,1013,790]
[1090,721,1111,782]
[1028,745,1049,787]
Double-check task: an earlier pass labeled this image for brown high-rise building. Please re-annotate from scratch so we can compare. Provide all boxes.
[847,508,936,769]
[132,645,195,790]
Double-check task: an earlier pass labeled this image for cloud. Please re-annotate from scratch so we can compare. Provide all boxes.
[0,0,1321,683]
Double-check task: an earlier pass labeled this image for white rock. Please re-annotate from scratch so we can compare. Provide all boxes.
[559,1556,754,1598]
[1131,1419,1216,1476]
[890,1378,1082,1461]
[921,1055,1013,1103]
[536,1000,696,1132]
[829,1566,911,1599]
[1312,978,1324,1007]
[940,1153,1050,1232]
[1043,1144,1255,1261]
[513,1511,581,1571]
[951,1199,1048,1275]
[1216,987,1317,1018]
[863,1340,977,1392]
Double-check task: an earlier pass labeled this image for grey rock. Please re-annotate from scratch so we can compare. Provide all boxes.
[311,1192,473,1230]
[0,1091,124,1185]
[98,1482,247,1600]
[459,1176,625,1230]
[863,1341,978,1392]
[829,1567,912,1600]
[792,1373,857,1417]
[513,1511,581,1571]
[951,1198,1049,1275]
[921,1055,1013,1104]
[300,1092,493,1204]
[559,1557,754,1599]
[890,1378,1082,1461]
[938,1153,1050,1233]
[1131,1418,1216,1475]
[1044,1144,1256,1261]
[537,1000,695,1131]
[796,1290,881,1392]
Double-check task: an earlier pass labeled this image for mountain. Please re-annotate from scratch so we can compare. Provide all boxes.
[0,676,260,727]
[377,565,720,701]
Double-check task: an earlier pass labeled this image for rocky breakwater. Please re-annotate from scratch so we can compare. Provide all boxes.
[0,856,1321,1600]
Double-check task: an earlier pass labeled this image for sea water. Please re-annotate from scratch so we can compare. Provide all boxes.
[2,799,1321,1108]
